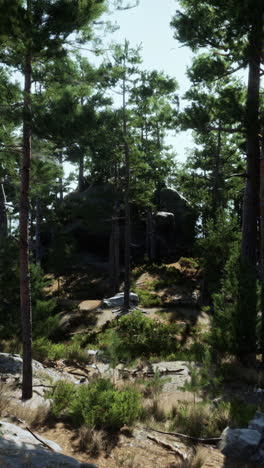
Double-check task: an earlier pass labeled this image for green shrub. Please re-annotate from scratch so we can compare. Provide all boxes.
[32,337,90,364]
[51,380,75,417]
[134,288,162,307]
[32,337,66,362]
[98,310,179,361]
[51,378,141,431]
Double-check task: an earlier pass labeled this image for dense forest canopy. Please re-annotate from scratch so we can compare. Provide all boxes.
[0,0,263,406]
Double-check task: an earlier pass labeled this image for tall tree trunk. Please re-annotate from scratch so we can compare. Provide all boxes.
[0,179,8,242]
[58,152,63,202]
[146,209,155,262]
[35,198,41,264]
[236,9,262,361]
[212,124,222,219]
[78,151,84,192]
[260,134,264,362]
[122,56,131,313]
[20,37,33,399]
[109,201,120,295]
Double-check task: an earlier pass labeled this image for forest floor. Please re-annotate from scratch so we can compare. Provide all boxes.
[4,259,264,467]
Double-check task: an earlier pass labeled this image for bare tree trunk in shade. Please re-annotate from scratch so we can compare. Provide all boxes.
[35,198,42,264]
[122,59,131,313]
[0,179,8,242]
[78,152,84,192]
[58,152,64,202]
[259,134,264,363]
[237,7,262,361]
[146,209,155,262]
[20,30,33,399]
[109,201,120,295]
[212,124,222,219]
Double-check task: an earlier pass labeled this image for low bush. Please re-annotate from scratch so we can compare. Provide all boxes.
[98,310,180,362]
[134,288,162,307]
[51,378,141,431]
[32,337,90,364]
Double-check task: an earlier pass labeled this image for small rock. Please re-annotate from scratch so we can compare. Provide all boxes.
[103,292,139,308]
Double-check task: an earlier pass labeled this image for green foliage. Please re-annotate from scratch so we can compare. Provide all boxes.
[134,288,162,307]
[0,240,59,340]
[210,241,240,358]
[138,371,169,398]
[182,349,222,400]
[98,310,179,362]
[197,213,240,298]
[32,337,90,364]
[51,378,141,431]
[228,399,257,428]
[32,338,66,363]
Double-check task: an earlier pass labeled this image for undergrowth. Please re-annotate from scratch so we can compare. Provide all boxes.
[51,378,141,431]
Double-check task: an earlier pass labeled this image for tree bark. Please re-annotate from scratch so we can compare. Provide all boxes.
[20,32,33,399]
[212,124,222,219]
[35,198,41,264]
[0,179,8,242]
[58,152,64,202]
[122,55,131,313]
[109,201,120,295]
[260,134,264,362]
[146,209,155,262]
[237,7,262,360]
[78,151,84,192]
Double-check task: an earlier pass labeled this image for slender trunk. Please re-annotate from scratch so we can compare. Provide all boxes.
[35,198,41,264]
[78,152,84,192]
[146,209,155,262]
[260,134,264,362]
[109,201,120,295]
[123,59,131,313]
[237,10,262,361]
[58,152,63,202]
[212,124,222,219]
[0,179,8,242]
[20,38,33,399]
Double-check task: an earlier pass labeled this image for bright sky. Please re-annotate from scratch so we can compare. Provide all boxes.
[106,0,194,163]
[102,0,194,164]
[64,0,194,180]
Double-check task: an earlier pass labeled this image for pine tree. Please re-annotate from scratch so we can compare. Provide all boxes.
[171,0,264,360]
[0,0,106,399]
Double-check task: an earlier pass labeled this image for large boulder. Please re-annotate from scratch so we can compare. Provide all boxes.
[219,426,262,459]
[0,420,97,468]
[158,188,196,254]
[53,183,196,267]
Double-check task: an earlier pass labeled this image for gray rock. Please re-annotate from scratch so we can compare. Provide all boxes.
[0,421,97,468]
[248,411,264,434]
[219,426,262,458]
[103,292,139,308]
[0,353,77,384]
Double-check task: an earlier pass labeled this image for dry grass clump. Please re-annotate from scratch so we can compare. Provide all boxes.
[0,382,50,426]
[167,446,207,468]
[9,402,50,427]
[0,382,12,416]
[78,425,106,455]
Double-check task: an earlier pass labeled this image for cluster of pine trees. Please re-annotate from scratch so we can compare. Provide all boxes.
[0,0,263,399]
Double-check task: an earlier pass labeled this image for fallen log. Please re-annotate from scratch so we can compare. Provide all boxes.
[26,427,55,452]
[147,434,187,460]
[145,427,221,445]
